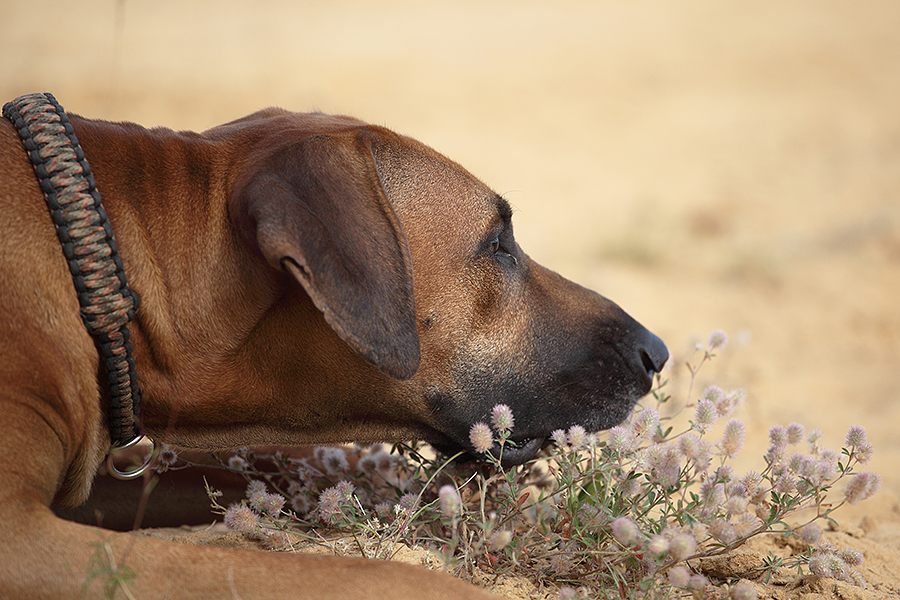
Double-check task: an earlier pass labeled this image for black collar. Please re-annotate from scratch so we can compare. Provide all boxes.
[3,93,143,451]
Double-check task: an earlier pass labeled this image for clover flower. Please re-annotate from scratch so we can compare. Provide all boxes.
[227,455,248,471]
[153,444,178,473]
[693,399,717,432]
[611,516,639,546]
[246,480,267,498]
[250,491,285,516]
[853,442,874,464]
[317,447,350,478]
[630,407,660,441]
[469,422,494,453]
[730,582,758,600]
[768,425,788,450]
[733,513,760,538]
[707,329,728,350]
[489,530,512,552]
[667,566,690,588]
[317,486,344,523]
[438,485,462,518]
[668,533,697,561]
[551,428,568,448]
[567,425,587,450]
[398,492,418,511]
[845,425,867,448]
[786,422,805,445]
[844,471,881,505]
[224,504,259,533]
[799,522,823,545]
[719,419,746,459]
[490,404,515,433]
[607,425,633,454]
[646,535,669,556]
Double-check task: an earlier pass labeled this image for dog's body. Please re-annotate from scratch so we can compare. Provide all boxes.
[0,105,667,599]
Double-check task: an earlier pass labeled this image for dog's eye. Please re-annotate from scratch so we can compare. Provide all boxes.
[490,236,501,254]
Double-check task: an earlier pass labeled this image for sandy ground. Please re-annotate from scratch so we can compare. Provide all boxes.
[2,1,898,597]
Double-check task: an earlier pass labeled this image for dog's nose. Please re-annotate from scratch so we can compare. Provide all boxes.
[638,330,669,377]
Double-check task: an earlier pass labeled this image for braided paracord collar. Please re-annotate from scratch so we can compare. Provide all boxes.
[3,93,144,453]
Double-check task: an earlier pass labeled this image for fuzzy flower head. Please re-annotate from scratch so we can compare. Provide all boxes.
[845,425,867,449]
[807,428,824,453]
[224,504,259,533]
[800,522,823,545]
[490,404,515,433]
[317,486,345,523]
[250,491,285,517]
[730,582,758,600]
[668,566,690,588]
[668,533,697,561]
[469,422,494,454]
[153,444,179,473]
[438,485,462,518]
[607,425,633,454]
[317,447,350,478]
[693,399,718,433]
[769,425,788,450]
[551,428,567,448]
[786,422,805,445]
[246,480,267,499]
[567,425,587,450]
[227,455,248,471]
[719,419,746,459]
[707,329,728,350]
[844,471,882,505]
[702,385,725,408]
[398,492,419,511]
[611,516,640,546]
[853,442,875,464]
[630,406,660,442]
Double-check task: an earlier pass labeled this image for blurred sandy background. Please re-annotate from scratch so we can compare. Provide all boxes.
[3,0,899,586]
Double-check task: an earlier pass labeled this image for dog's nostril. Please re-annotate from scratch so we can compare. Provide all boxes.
[638,332,669,377]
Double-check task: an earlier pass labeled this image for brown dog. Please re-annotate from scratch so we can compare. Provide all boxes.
[0,102,668,599]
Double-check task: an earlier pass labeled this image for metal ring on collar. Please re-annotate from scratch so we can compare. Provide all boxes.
[106,436,157,480]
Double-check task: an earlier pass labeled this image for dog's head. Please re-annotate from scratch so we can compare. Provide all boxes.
[227,111,667,465]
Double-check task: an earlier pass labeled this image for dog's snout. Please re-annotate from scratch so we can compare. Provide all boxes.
[638,331,668,377]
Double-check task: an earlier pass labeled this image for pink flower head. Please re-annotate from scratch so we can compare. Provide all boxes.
[317,486,344,523]
[567,425,587,450]
[693,399,717,433]
[551,428,567,448]
[768,425,788,450]
[469,422,494,453]
[668,565,690,588]
[607,425,633,454]
[707,329,728,350]
[438,484,462,518]
[668,533,697,561]
[490,404,515,433]
[611,516,639,546]
[854,442,875,464]
[844,471,882,505]
[730,582,758,600]
[719,419,746,459]
[630,407,660,442]
[845,425,867,449]
[786,422,805,445]
[224,504,259,533]
[800,522,823,545]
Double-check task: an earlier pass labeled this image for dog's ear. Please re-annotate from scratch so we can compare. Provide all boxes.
[233,132,420,380]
